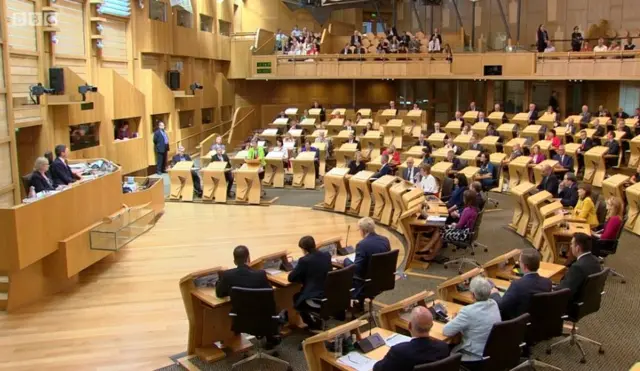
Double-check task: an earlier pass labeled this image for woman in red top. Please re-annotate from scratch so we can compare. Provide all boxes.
[383,144,401,166]
[593,197,623,240]
[546,129,561,150]
[530,144,546,164]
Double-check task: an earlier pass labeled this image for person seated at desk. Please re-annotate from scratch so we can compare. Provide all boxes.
[30,157,57,194]
[211,147,234,197]
[301,140,320,179]
[403,157,419,184]
[348,151,366,175]
[536,164,559,197]
[558,172,579,207]
[563,118,577,141]
[604,130,620,167]
[172,146,203,197]
[246,139,267,181]
[444,138,459,155]
[579,105,592,129]
[354,112,363,124]
[576,130,593,168]
[553,145,573,172]
[592,197,623,241]
[345,132,360,150]
[373,307,449,371]
[343,119,355,133]
[469,133,483,152]
[502,143,523,166]
[446,173,469,210]
[615,107,629,120]
[432,121,444,134]
[526,103,539,125]
[421,147,435,166]
[616,119,632,139]
[289,119,301,131]
[343,217,391,309]
[530,144,546,165]
[546,129,561,151]
[461,124,472,136]
[442,276,501,369]
[50,144,80,186]
[490,249,552,320]
[418,164,439,195]
[630,164,640,184]
[555,233,601,306]
[210,135,226,154]
[572,184,599,227]
[445,150,463,171]
[453,111,463,122]
[486,123,500,138]
[592,121,606,140]
[475,111,488,124]
[311,101,326,122]
[475,152,495,190]
[288,236,332,330]
[115,121,132,140]
[372,154,392,179]
[314,131,333,157]
[382,145,401,167]
[415,133,431,150]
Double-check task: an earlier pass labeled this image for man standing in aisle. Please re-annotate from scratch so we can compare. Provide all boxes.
[153,121,169,175]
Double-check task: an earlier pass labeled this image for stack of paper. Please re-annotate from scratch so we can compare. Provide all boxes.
[337,352,376,371]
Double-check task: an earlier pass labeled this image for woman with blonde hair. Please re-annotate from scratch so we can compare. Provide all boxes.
[30,156,56,193]
[592,197,623,240]
[572,184,599,227]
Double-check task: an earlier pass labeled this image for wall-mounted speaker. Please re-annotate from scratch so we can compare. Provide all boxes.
[49,68,65,94]
[167,70,180,90]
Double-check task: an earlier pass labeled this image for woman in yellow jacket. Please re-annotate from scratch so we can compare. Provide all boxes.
[572,184,599,226]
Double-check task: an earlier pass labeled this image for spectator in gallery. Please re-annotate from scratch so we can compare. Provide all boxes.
[571,26,583,52]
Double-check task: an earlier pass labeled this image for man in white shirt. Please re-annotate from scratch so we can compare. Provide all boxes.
[593,38,608,52]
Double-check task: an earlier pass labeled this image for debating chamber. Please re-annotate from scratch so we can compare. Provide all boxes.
[3,0,640,369]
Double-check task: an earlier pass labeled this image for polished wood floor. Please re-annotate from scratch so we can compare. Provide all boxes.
[0,204,404,371]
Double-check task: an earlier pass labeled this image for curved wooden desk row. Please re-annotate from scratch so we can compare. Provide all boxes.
[0,160,165,312]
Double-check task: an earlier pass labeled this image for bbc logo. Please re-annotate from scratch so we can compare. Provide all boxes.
[8,12,46,27]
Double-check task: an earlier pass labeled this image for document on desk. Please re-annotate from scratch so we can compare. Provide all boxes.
[385,333,412,347]
[265,268,284,275]
[337,352,377,371]
[427,216,447,223]
[345,253,356,261]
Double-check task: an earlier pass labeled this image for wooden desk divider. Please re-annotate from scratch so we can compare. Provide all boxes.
[371,175,401,226]
[563,143,580,174]
[511,112,531,131]
[536,201,564,250]
[361,131,382,160]
[302,319,369,371]
[521,125,542,144]
[379,109,397,127]
[264,151,286,188]
[331,108,346,117]
[332,130,352,149]
[490,153,507,192]
[323,168,350,212]
[625,183,640,235]
[201,162,229,202]
[169,161,194,201]
[462,111,478,124]
[235,161,261,204]
[437,267,484,304]
[537,112,556,130]
[488,111,505,126]
[583,146,609,187]
[292,152,317,189]
[383,119,403,148]
[508,156,533,190]
[497,123,517,141]
[285,107,299,118]
[504,137,527,157]
[311,142,327,176]
[526,190,553,243]
[378,290,434,331]
[179,267,252,363]
[335,143,358,169]
[444,121,462,137]
[230,150,248,168]
[534,139,553,159]
[472,122,489,138]
[453,134,472,151]
[327,118,345,136]
[348,170,375,216]
[358,108,372,117]
[532,159,559,185]
[479,136,500,153]
[427,133,447,150]
[602,174,630,203]
[300,118,317,132]
[509,182,537,236]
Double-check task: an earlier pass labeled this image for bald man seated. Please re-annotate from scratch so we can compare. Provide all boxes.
[373,306,449,371]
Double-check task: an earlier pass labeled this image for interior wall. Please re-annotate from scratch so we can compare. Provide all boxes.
[235,0,323,33]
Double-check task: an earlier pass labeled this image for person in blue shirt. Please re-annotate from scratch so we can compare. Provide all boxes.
[475,152,496,190]
[447,173,468,211]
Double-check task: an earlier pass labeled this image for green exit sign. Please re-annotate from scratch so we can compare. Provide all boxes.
[256,62,271,68]
[256,61,272,74]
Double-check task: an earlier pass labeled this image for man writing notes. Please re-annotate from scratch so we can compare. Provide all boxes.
[287,236,332,330]
[153,121,169,175]
[490,249,552,320]
[373,307,449,371]
[50,144,80,186]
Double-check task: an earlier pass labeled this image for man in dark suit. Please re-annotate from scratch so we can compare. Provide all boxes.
[402,157,418,184]
[349,30,362,46]
[445,150,463,171]
[558,172,579,207]
[556,233,602,307]
[153,121,169,175]
[490,249,552,320]
[537,164,559,197]
[614,107,629,119]
[527,103,539,124]
[373,306,449,371]
[216,245,271,302]
[576,130,593,170]
[344,217,391,305]
[415,133,430,151]
[346,132,360,150]
[171,146,202,197]
[469,134,483,152]
[372,154,392,179]
[288,236,332,329]
[211,147,234,196]
[604,130,620,166]
[553,145,574,171]
[579,105,592,129]
[475,111,488,123]
[453,111,463,122]
[50,144,79,186]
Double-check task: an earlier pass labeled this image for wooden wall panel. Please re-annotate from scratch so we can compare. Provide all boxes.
[55,57,88,81]
[140,53,165,77]
[9,55,38,99]
[0,190,13,207]
[6,0,37,52]
[101,18,128,60]
[0,143,13,189]
[101,60,129,80]
[55,0,85,57]
[0,97,7,137]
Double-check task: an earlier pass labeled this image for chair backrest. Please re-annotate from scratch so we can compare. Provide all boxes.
[471,210,484,243]
[527,289,572,344]
[414,353,462,370]
[481,313,530,370]
[440,177,454,199]
[362,249,399,299]
[573,268,609,321]
[229,287,279,338]
[595,197,607,225]
[593,238,617,257]
[319,265,355,319]
[21,173,33,193]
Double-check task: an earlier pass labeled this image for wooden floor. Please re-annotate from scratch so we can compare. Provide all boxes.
[0,204,404,371]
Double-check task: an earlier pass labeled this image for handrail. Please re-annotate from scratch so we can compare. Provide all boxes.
[537,50,640,59]
[273,52,451,62]
[227,107,256,145]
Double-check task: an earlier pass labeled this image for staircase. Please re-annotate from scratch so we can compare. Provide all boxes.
[0,273,8,311]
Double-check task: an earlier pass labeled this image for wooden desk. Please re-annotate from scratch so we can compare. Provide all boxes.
[532,159,559,185]
[372,175,401,226]
[292,152,317,189]
[510,182,537,236]
[629,135,640,169]
[285,107,299,118]
[563,143,580,174]
[453,134,472,151]
[327,118,345,136]
[312,142,327,176]
[399,198,447,268]
[437,268,486,304]
[324,168,350,212]
[625,182,640,236]
[379,108,397,127]
[504,137,527,157]
[541,214,591,264]
[308,129,328,143]
[301,118,317,132]
[169,161,194,201]
[404,109,423,126]
[444,121,462,137]
[403,121,422,139]
[479,136,500,153]
[534,139,553,159]
[460,166,480,185]
[584,146,609,187]
[522,125,542,144]
[200,162,229,202]
[525,191,553,243]
[508,156,532,190]
[534,201,564,250]
[488,111,505,126]
[383,119,403,148]
[511,112,531,131]
[308,108,322,120]
[402,146,425,162]
[264,151,286,188]
[432,147,450,163]
[458,150,479,164]
[332,130,352,149]
[361,131,382,160]
[602,174,629,203]
[427,132,447,149]
[431,161,453,186]
[463,111,478,125]
[335,143,359,168]
[357,108,372,118]
[365,156,382,172]
[235,163,261,204]
[389,181,421,229]
[230,150,248,168]
[490,153,508,193]
[349,171,374,217]
[483,249,566,283]
[537,112,556,130]
[497,123,517,141]
[332,108,346,117]
[261,128,280,145]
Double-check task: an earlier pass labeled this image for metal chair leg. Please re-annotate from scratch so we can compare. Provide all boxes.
[609,269,626,283]
[547,323,604,363]
[511,358,563,371]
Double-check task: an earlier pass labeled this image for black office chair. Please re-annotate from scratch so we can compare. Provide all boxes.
[547,268,609,363]
[461,313,530,371]
[21,173,33,194]
[414,353,462,370]
[482,163,500,208]
[229,287,291,370]
[439,177,454,202]
[444,211,486,274]
[356,249,399,329]
[511,289,572,371]
[306,265,355,330]
[592,217,626,283]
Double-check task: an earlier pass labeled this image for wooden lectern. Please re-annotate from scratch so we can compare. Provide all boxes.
[497,123,517,141]
[264,151,286,188]
[235,161,261,204]
[300,117,317,132]
[432,147,450,163]
[201,162,228,203]
[379,108,397,127]
[508,156,532,190]
[326,118,345,136]
[169,161,194,201]
[488,111,505,126]
[427,132,447,149]
[504,137,527,157]
[285,107,298,119]
[583,146,609,187]
[361,130,382,160]
[383,119,403,148]
[357,108,372,117]
[563,143,580,174]
[479,136,500,153]
[372,175,401,226]
[525,190,553,243]
[521,125,542,144]
[292,152,317,189]
[532,159,558,185]
[444,121,462,137]
[510,182,537,236]
[453,134,472,151]
[431,161,453,186]
[472,122,489,138]
[541,214,591,264]
[331,130,352,149]
[323,168,350,212]
[537,112,556,130]
[602,174,630,203]
[629,135,640,168]
[437,267,485,304]
[625,183,640,235]
[483,249,566,283]
[335,143,358,168]
[462,111,478,124]
[390,184,423,229]
[311,142,327,176]
[348,170,374,216]
[511,112,531,131]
